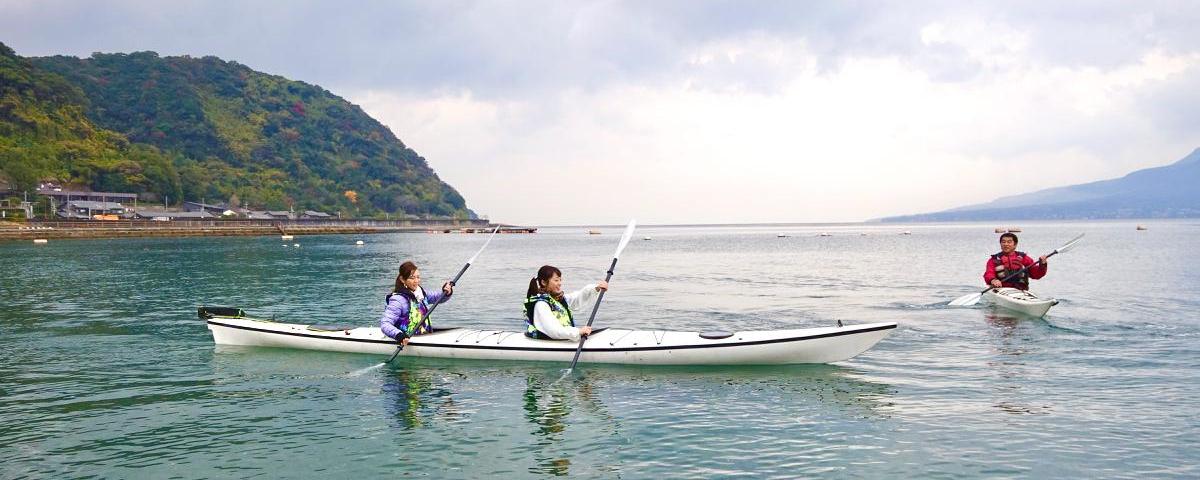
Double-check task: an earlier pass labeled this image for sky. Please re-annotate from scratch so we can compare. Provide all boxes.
[3,1,1199,225]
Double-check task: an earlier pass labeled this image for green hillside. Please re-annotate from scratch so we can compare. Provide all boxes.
[0,42,470,217]
[0,42,183,205]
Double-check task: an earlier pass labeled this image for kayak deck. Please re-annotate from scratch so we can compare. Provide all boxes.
[983,288,1058,318]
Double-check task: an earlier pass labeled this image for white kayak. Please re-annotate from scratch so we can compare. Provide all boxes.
[201,309,896,365]
[982,287,1058,317]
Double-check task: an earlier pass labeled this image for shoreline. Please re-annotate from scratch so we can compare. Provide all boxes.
[0,219,534,241]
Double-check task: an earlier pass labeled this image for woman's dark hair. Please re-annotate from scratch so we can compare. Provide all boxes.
[527,265,562,298]
[394,261,419,292]
[1000,232,1019,244]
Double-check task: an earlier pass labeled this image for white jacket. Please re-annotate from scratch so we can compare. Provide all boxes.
[532,284,600,341]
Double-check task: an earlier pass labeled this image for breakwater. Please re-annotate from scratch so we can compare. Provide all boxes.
[0,218,533,241]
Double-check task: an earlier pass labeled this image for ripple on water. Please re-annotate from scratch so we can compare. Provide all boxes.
[2,225,1199,477]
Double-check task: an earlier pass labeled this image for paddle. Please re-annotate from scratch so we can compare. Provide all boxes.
[949,233,1084,307]
[384,225,501,363]
[565,219,637,373]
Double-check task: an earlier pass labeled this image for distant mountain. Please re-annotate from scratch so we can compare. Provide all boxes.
[0,41,472,218]
[881,148,1200,221]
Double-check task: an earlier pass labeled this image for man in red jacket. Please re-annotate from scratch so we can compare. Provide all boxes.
[984,232,1048,290]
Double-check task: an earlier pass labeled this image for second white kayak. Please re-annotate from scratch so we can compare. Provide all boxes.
[983,287,1058,317]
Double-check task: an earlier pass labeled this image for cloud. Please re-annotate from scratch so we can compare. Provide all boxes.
[5,1,1196,96]
[352,42,1200,224]
[4,0,1200,222]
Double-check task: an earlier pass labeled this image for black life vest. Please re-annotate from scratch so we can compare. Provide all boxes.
[992,251,1029,287]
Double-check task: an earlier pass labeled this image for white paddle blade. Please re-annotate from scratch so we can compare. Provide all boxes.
[466,225,501,265]
[1054,233,1085,255]
[949,292,983,306]
[612,219,637,259]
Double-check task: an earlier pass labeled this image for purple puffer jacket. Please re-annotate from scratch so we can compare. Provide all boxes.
[379,286,450,340]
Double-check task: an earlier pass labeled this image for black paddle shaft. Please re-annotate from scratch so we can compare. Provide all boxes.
[584,258,619,328]
[568,257,619,368]
[424,263,470,319]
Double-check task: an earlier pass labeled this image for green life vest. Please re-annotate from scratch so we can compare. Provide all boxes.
[523,294,574,339]
[386,288,432,337]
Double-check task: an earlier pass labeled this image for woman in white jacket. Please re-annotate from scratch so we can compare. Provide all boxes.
[522,265,608,341]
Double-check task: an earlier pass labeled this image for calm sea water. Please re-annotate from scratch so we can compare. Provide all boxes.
[2,221,1197,478]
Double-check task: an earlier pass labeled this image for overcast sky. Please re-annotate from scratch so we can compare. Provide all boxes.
[3,1,1199,224]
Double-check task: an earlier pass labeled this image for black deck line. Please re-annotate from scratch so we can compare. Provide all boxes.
[206,319,897,353]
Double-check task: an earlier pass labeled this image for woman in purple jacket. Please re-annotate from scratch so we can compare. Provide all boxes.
[380,261,453,346]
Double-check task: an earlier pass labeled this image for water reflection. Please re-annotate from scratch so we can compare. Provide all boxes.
[381,368,461,430]
[523,372,618,476]
[984,310,1052,415]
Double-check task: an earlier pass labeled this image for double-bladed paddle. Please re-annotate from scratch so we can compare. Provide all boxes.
[565,219,637,374]
[949,233,1084,307]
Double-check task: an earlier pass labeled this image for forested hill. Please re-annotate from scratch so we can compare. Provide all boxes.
[0,42,471,217]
